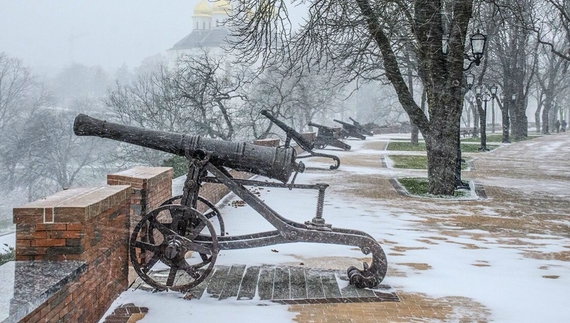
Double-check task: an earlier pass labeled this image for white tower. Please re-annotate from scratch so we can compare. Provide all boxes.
[212,0,232,28]
[193,0,212,30]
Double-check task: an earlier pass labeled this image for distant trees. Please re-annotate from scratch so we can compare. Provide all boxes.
[0,53,52,194]
[0,53,112,201]
[243,63,346,140]
[6,110,114,201]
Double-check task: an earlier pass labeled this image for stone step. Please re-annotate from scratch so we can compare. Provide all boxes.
[133,265,399,304]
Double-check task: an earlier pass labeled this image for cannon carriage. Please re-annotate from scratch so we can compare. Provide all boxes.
[334,118,370,140]
[73,114,387,292]
[308,121,352,151]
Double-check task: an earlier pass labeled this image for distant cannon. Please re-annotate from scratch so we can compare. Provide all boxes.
[349,117,374,136]
[262,110,341,170]
[334,119,367,140]
[308,121,352,151]
[73,114,387,292]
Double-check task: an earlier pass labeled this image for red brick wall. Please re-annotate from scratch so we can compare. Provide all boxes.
[107,167,173,234]
[12,161,258,323]
[13,185,131,323]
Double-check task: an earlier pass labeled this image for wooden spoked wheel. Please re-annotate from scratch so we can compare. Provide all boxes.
[129,205,218,291]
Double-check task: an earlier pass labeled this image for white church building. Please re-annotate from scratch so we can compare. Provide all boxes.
[166,0,233,62]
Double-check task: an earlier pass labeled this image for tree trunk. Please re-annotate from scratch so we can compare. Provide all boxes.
[542,99,551,134]
[535,105,541,133]
[425,125,458,195]
[501,104,511,143]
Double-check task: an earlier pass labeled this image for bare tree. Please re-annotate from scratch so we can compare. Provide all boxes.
[0,53,49,132]
[229,0,481,195]
[535,40,570,134]
[2,109,112,201]
[0,53,52,191]
[105,51,251,166]
[523,0,570,61]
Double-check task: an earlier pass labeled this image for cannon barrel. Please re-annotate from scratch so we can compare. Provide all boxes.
[73,114,299,183]
[348,117,373,136]
[333,119,354,127]
[333,119,366,140]
[261,110,314,151]
[308,121,335,130]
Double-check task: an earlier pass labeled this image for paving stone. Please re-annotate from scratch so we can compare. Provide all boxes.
[337,273,360,298]
[236,266,260,300]
[205,265,230,299]
[305,269,325,299]
[321,270,342,298]
[272,266,290,300]
[289,266,307,299]
[219,264,246,300]
[184,269,214,300]
[257,265,275,300]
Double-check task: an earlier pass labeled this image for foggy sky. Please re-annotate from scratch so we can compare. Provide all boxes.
[0,0,197,75]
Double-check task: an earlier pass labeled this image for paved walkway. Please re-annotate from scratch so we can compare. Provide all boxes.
[106,131,570,323]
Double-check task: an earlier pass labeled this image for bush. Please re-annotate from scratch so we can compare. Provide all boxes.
[0,244,15,266]
[161,155,188,178]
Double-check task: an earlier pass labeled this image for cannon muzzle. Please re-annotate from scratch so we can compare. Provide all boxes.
[74,114,300,183]
[261,110,314,151]
[308,121,333,130]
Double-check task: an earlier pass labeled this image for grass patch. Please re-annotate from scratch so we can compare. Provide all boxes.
[390,155,469,170]
[460,144,499,152]
[387,141,426,151]
[161,155,188,178]
[461,134,537,143]
[398,177,469,198]
[387,141,498,152]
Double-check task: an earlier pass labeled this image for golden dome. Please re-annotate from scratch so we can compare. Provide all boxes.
[212,0,232,15]
[194,0,212,17]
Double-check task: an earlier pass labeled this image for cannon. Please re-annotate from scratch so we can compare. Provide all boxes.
[349,117,374,136]
[73,114,387,292]
[261,110,341,170]
[308,121,352,151]
[334,119,367,140]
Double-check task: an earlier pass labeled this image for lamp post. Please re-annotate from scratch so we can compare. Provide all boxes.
[443,31,487,190]
[489,84,498,133]
[454,73,476,190]
[475,85,491,151]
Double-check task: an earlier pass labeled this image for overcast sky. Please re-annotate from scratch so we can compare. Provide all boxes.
[0,0,199,75]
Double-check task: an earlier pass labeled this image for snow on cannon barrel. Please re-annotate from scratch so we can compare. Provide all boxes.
[73,114,302,183]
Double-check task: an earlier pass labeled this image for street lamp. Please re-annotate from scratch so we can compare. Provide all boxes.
[463,30,487,71]
[442,31,487,190]
[465,72,475,90]
[475,85,491,151]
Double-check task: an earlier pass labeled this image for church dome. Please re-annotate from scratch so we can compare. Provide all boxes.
[212,0,232,15]
[194,0,212,17]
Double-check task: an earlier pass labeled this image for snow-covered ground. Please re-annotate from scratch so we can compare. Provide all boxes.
[100,133,570,323]
[2,132,569,322]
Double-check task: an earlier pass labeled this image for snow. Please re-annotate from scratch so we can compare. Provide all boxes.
[3,133,570,323]
[98,134,570,322]
[0,234,14,253]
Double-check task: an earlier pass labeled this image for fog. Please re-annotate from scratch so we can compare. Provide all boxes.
[0,0,195,75]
